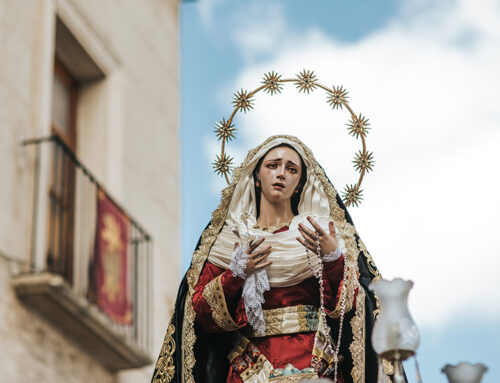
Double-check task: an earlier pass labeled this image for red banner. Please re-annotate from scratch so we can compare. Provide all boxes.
[92,189,133,325]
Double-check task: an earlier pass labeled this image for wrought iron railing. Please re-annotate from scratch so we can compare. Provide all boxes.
[22,135,153,361]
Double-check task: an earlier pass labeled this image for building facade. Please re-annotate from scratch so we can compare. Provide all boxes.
[0,0,180,382]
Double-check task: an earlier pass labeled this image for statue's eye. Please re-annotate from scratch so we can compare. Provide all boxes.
[288,167,298,174]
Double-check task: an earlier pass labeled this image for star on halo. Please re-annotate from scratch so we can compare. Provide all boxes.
[352,150,375,173]
[212,153,234,176]
[347,114,370,139]
[262,71,283,95]
[232,89,254,113]
[294,69,318,94]
[214,118,236,142]
[342,184,364,207]
[327,85,349,110]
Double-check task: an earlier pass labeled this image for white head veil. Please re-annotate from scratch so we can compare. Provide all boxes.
[207,136,347,287]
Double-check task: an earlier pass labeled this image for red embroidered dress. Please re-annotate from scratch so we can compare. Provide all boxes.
[192,226,346,382]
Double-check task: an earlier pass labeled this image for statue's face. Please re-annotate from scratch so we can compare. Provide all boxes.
[258,146,302,205]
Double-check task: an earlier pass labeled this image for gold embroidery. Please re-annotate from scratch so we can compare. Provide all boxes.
[228,334,251,362]
[349,287,365,383]
[253,218,292,233]
[182,293,196,383]
[240,354,269,381]
[356,235,384,321]
[181,135,381,382]
[357,237,381,281]
[153,310,176,383]
[203,274,243,331]
[246,305,319,338]
[269,373,318,382]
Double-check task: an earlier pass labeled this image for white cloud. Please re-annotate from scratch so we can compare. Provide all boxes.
[195,0,225,28]
[210,0,500,328]
[231,3,287,62]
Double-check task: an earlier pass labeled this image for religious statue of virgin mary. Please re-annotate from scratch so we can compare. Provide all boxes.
[151,133,390,382]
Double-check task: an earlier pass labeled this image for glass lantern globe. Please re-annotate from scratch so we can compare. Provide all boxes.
[369,278,420,361]
[442,362,488,383]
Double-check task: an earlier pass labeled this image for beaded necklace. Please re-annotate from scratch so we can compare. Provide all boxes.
[305,232,348,382]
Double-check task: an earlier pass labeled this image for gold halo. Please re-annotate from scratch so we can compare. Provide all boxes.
[213,69,374,207]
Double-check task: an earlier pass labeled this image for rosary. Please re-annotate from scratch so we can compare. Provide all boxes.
[305,231,348,382]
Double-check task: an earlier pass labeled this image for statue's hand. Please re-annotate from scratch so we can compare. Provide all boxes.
[297,216,338,257]
[234,237,272,276]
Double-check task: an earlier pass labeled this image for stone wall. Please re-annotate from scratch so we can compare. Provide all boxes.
[0,0,179,381]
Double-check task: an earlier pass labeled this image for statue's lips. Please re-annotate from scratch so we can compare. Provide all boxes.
[272,182,285,189]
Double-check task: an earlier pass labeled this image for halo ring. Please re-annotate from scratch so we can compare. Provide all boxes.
[213,69,374,207]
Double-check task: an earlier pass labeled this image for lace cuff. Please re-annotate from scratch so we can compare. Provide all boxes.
[322,248,342,263]
[242,269,270,336]
[227,245,270,335]
[228,246,248,279]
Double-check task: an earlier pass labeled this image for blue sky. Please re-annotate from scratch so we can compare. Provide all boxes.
[179,0,500,381]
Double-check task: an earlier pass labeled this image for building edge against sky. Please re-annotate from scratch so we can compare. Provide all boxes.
[0,0,180,382]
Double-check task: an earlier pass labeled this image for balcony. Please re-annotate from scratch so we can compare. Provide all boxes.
[13,135,153,370]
